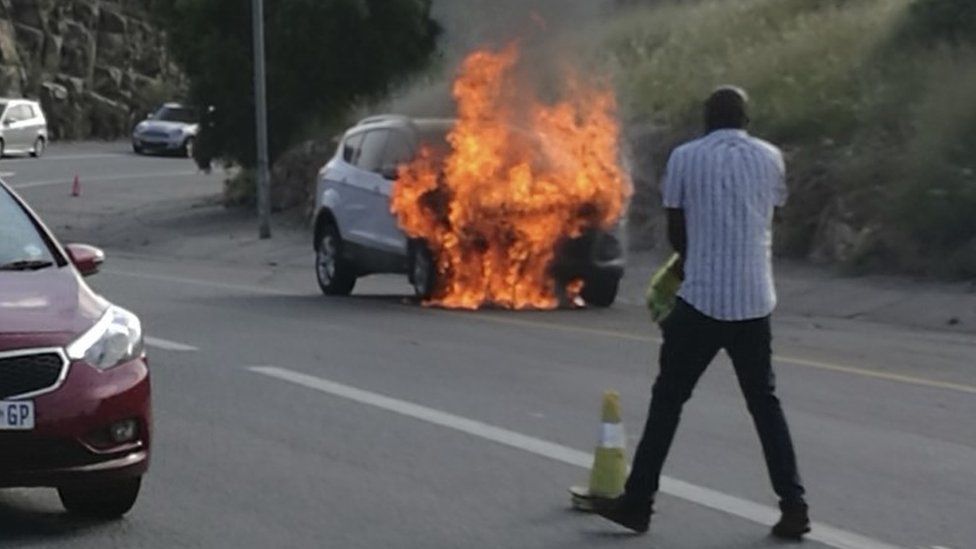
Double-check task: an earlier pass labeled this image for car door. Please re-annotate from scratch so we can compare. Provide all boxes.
[370,129,414,254]
[348,129,398,252]
[1,105,25,151]
[326,131,369,245]
[12,105,33,151]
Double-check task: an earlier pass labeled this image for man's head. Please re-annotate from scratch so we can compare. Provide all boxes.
[704,86,749,132]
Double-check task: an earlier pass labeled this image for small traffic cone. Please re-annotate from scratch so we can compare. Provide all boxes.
[70,174,80,197]
[570,391,628,512]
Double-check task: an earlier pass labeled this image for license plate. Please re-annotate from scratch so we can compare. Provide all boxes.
[0,400,34,430]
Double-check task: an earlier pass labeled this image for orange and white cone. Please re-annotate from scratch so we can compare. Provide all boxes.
[70,174,80,197]
[570,390,628,511]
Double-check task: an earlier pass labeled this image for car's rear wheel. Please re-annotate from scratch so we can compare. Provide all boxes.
[58,477,141,518]
[581,273,620,308]
[182,137,194,158]
[409,241,436,299]
[316,223,356,296]
[30,137,44,158]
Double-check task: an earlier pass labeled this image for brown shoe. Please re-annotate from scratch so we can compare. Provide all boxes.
[591,496,653,534]
[771,501,811,540]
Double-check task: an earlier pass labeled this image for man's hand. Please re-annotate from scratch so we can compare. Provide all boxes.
[666,208,687,280]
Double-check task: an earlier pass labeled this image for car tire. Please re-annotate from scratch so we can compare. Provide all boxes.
[409,240,436,300]
[182,137,194,158]
[30,137,44,158]
[316,222,356,296]
[0,139,5,159]
[58,477,141,519]
[133,143,144,155]
[581,273,620,308]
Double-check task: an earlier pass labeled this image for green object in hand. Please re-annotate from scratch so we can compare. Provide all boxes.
[646,254,682,323]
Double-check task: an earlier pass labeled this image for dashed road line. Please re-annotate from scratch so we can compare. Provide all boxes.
[145,336,198,352]
[104,268,976,396]
[250,365,904,549]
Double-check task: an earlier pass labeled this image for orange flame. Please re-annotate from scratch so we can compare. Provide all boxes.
[391,45,631,310]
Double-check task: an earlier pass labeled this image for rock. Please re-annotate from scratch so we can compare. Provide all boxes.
[13,22,43,60]
[72,0,100,29]
[9,0,54,29]
[0,62,20,95]
[0,18,19,65]
[98,6,126,34]
[96,30,126,65]
[92,63,122,97]
[55,72,84,95]
[58,19,95,79]
[86,90,127,138]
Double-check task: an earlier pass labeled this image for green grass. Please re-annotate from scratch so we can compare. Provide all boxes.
[594,0,976,277]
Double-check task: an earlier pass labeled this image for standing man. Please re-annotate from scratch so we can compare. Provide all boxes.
[593,86,810,539]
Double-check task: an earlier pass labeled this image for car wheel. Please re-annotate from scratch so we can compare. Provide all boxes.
[30,137,44,158]
[0,139,5,159]
[182,137,195,158]
[133,143,144,155]
[316,223,356,296]
[409,241,436,299]
[581,273,620,308]
[58,477,141,519]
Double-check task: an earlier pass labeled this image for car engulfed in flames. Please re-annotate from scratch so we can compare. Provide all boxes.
[391,45,632,310]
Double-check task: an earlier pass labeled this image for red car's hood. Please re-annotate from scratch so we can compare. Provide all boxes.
[0,267,108,351]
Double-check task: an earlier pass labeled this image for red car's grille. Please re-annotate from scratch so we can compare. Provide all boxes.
[0,352,65,399]
[0,435,98,471]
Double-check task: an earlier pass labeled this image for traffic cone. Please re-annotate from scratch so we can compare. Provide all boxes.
[70,174,80,197]
[570,390,628,512]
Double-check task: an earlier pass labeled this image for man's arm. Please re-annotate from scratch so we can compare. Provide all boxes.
[666,208,687,280]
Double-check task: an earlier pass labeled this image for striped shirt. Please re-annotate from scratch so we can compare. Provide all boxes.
[662,129,787,321]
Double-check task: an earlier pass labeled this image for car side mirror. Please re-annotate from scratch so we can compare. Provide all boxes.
[65,243,105,277]
[380,164,399,181]
[2,119,11,127]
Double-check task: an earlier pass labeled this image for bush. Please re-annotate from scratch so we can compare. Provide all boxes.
[596,0,976,277]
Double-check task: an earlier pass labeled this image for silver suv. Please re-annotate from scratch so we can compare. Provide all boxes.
[131,103,198,157]
[0,99,48,158]
[312,115,626,307]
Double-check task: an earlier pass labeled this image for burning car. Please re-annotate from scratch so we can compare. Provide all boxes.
[313,46,631,309]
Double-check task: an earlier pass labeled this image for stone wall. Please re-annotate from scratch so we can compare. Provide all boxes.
[0,0,182,140]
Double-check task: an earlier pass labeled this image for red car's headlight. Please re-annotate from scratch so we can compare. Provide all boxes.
[66,306,144,370]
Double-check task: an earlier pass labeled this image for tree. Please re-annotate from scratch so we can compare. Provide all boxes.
[155,0,440,168]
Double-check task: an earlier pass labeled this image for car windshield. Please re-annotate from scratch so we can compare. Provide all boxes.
[153,106,197,124]
[0,186,57,269]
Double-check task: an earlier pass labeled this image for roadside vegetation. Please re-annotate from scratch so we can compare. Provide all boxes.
[154,0,439,203]
[601,0,976,277]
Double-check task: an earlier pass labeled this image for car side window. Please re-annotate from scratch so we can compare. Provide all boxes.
[356,130,389,173]
[382,131,414,171]
[4,106,20,123]
[16,105,30,120]
[342,132,365,164]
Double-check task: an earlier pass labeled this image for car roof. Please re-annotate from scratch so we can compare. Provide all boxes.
[347,116,454,137]
[0,98,39,104]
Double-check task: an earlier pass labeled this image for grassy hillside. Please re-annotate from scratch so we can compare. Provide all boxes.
[599,0,976,277]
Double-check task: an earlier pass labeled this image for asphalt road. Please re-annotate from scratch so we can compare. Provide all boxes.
[0,143,973,549]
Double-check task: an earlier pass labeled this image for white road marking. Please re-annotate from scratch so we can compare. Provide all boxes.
[145,336,198,352]
[249,366,904,549]
[0,171,15,177]
[105,268,976,396]
[10,170,197,189]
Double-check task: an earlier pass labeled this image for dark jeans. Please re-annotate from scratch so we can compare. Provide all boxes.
[624,299,806,508]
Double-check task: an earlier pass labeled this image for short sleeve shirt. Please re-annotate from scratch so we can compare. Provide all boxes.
[661,129,787,321]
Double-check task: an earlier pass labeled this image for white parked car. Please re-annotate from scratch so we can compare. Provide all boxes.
[0,99,48,158]
[131,103,199,157]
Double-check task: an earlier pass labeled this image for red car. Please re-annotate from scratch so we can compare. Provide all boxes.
[0,180,150,517]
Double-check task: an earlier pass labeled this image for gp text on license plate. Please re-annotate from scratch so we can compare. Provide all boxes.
[0,400,35,430]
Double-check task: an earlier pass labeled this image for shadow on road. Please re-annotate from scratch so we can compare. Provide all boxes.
[0,493,116,544]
